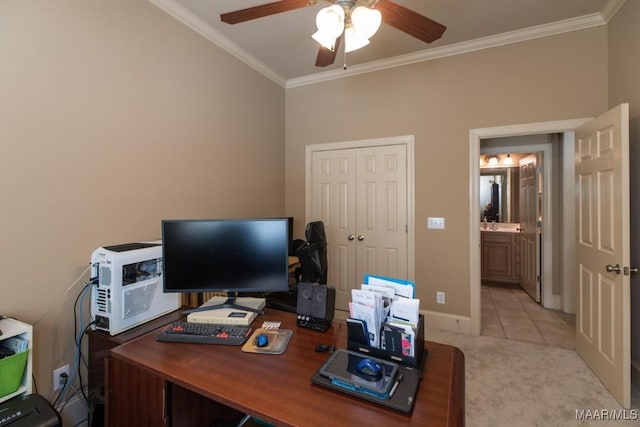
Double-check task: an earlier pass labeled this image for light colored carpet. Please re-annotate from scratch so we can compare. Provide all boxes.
[426,328,640,427]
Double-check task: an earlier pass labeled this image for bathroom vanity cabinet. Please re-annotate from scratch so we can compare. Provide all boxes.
[481,231,521,283]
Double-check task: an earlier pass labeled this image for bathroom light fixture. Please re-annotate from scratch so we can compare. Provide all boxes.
[484,155,500,166]
[503,154,514,165]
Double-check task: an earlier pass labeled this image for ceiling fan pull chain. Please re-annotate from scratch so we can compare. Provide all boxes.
[343,49,347,70]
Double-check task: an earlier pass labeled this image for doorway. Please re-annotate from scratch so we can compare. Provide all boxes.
[479,142,579,347]
[469,118,590,336]
[481,140,554,305]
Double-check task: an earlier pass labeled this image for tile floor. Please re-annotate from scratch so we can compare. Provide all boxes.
[481,281,576,349]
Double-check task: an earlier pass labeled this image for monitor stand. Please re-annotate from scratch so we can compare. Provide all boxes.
[182,292,265,315]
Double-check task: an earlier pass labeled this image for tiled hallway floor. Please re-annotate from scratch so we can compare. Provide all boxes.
[481,282,576,349]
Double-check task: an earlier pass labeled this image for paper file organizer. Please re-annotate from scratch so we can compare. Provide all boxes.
[347,314,426,369]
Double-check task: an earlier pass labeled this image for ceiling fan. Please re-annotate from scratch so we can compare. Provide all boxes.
[220,0,447,67]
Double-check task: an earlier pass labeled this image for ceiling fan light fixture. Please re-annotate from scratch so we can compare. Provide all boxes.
[350,6,382,39]
[344,24,369,53]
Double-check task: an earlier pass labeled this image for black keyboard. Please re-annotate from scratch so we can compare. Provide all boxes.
[156,321,252,346]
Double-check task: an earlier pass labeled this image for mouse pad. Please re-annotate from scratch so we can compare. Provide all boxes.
[242,328,292,354]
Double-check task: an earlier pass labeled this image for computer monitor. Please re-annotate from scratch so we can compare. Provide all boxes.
[162,218,290,314]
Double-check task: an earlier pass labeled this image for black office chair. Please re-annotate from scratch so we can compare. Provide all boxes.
[266,221,328,312]
[296,221,328,285]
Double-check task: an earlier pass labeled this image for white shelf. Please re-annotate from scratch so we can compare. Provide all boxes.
[0,318,33,403]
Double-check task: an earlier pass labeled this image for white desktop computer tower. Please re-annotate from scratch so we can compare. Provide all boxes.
[90,242,181,335]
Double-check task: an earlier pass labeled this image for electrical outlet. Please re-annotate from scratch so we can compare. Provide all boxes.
[427,217,445,229]
[53,365,69,392]
[436,291,445,304]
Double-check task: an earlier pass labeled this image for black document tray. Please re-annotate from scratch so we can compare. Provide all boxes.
[347,314,426,369]
[311,362,422,413]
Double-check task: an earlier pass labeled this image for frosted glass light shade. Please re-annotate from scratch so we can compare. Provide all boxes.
[312,5,345,50]
[315,5,345,38]
[351,6,381,39]
[344,25,369,53]
[312,30,338,50]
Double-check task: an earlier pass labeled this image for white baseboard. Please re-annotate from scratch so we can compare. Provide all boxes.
[422,310,472,335]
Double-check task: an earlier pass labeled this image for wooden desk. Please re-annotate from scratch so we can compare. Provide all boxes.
[88,309,186,427]
[105,309,464,427]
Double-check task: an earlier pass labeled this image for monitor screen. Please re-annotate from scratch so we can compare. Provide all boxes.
[162,218,290,294]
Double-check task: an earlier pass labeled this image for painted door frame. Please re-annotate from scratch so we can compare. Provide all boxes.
[469,119,589,335]
[305,135,416,285]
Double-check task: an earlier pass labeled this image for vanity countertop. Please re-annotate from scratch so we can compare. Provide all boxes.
[481,223,520,233]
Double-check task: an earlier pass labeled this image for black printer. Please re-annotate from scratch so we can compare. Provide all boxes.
[0,394,60,427]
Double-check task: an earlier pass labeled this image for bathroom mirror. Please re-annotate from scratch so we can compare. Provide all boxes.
[480,167,520,223]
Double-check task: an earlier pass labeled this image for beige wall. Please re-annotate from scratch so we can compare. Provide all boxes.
[608,0,640,382]
[0,0,284,397]
[608,0,640,118]
[285,27,608,318]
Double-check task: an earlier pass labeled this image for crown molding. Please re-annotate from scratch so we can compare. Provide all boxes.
[149,1,612,90]
[600,0,627,23]
[148,0,287,87]
[286,13,606,88]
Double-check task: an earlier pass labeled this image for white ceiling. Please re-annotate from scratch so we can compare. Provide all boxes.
[149,0,624,87]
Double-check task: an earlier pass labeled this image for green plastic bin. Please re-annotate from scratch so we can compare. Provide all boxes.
[0,350,28,398]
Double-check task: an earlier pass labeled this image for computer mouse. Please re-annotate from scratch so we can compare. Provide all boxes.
[356,358,383,380]
[255,333,269,348]
[315,343,331,353]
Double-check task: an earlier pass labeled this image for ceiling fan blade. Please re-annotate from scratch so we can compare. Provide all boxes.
[221,0,311,24]
[375,0,446,44]
[315,34,342,67]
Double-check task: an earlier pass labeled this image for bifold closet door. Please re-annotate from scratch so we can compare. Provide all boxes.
[310,145,408,310]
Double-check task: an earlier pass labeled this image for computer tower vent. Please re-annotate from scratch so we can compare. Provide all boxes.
[123,282,157,319]
[95,288,110,314]
[99,266,112,286]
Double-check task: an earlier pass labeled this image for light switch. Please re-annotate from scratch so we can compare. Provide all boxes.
[427,217,445,229]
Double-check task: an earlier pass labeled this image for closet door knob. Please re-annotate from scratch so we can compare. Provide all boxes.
[606,264,622,274]
[357,235,365,241]
[348,235,355,241]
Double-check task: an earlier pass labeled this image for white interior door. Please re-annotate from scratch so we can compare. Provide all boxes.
[519,154,541,302]
[575,103,630,408]
[310,144,408,311]
[355,145,408,287]
[311,149,357,310]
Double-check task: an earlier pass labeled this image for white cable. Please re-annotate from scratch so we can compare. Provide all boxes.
[32,265,91,326]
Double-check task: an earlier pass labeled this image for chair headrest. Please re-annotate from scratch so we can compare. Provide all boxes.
[305,221,326,243]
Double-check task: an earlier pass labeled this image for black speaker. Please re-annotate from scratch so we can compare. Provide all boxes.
[296,282,314,315]
[296,282,335,332]
[311,284,335,319]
